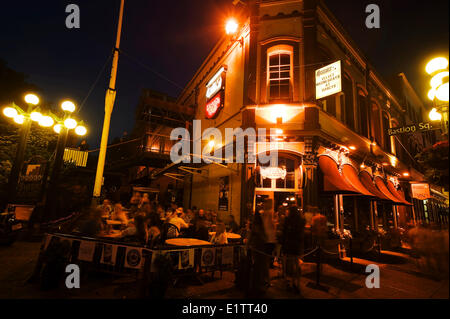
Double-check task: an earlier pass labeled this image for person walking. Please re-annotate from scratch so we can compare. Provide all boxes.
[248,209,267,297]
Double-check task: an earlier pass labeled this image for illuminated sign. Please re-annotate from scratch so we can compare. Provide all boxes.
[315,60,342,99]
[411,183,431,200]
[205,91,223,119]
[205,66,226,119]
[260,167,287,180]
[206,67,225,99]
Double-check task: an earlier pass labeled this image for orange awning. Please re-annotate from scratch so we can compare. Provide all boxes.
[359,171,393,202]
[318,156,359,194]
[374,177,404,204]
[341,164,376,197]
[387,181,413,206]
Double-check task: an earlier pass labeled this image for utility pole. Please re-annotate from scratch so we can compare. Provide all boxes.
[92,0,125,204]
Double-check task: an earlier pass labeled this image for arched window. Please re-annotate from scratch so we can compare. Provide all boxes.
[371,102,382,146]
[357,93,369,138]
[382,112,392,153]
[267,45,293,102]
[342,75,355,131]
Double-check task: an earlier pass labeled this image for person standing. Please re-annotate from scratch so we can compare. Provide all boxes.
[248,209,267,297]
[281,205,305,293]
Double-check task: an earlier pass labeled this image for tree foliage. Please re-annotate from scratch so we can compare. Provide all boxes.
[415,140,449,190]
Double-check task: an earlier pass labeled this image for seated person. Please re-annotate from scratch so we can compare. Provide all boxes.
[111,203,128,225]
[210,222,228,245]
[98,199,113,218]
[75,208,104,236]
[168,209,189,237]
[192,219,209,241]
[121,215,149,244]
[226,214,239,233]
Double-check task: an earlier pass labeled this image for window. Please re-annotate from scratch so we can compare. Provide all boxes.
[382,112,392,153]
[342,75,355,131]
[371,103,382,146]
[358,94,369,138]
[267,46,293,101]
[256,155,299,190]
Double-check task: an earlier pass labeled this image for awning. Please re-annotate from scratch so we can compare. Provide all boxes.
[374,176,404,204]
[318,155,359,194]
[387,181,413,206]
[359,171,393,201]
[341,164,376,197]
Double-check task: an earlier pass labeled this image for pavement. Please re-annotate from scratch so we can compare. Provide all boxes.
[0,238,448,299]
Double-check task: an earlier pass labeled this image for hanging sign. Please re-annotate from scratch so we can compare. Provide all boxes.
[124,247,143,269]
[101,244,118,266]
[315,60,342,99]
[411,183,431,200]
[260,167,287,180]
[205,66,226,119]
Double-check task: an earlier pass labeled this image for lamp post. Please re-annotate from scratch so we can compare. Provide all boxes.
[2,96,87,216]
[426,57,449,137]
[3,94,40,205]
[44,101,87,221]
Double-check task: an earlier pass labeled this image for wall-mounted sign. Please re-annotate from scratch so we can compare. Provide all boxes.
[316,60,342,99]
[205,91,224,119]
[260,167,287,180]
[205,66,226,119]
[387,122,439,136]
[206,66,226,99]
[411,183,431,200]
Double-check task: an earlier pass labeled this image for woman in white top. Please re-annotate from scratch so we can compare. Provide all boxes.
[210,223,228,245]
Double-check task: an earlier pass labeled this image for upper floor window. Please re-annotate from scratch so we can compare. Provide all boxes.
[342,75,355,131]
[267,45,293,101]
[358,93,369,138]
[382,112,392,153]
[371,102,382,146]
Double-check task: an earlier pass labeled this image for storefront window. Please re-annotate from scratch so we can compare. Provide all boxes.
[256,155,299,190]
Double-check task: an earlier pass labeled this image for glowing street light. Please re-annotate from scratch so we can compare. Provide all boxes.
[64,118,78,129]
[429,108,443,121]
[426,57,449,75]
[13,114,25,124]
[435,82,449,102]
[24,93,40,106]
[61,100,76,113]
[30,111,43,122]
[53,124,62,134]
[3,107,18,118]
[225,18,239,35]
[39,115,54,127]
[75,125,87,136]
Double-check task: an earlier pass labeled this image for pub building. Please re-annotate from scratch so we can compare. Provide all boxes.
[133,0,448,244]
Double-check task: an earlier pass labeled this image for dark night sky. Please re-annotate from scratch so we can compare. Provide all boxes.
[0,0,448,148]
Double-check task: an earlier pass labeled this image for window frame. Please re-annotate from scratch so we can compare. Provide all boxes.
[266,45,294,102]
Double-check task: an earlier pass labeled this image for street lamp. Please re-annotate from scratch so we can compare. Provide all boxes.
[426,56,449,135]
[2,93,88,212]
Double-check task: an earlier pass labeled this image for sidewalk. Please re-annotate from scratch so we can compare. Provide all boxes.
[0,240,448,299]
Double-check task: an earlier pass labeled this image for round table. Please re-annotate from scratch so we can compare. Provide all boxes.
[165,238,211,246]
[99,230,122,238]
[209,232,241,240]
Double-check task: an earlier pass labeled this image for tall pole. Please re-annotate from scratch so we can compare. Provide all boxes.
[6,113,32,206]
[92,0,125,203]
[44,127,69,221]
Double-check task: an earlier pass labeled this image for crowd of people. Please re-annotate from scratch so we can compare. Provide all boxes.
[69,193,308,295]
[70,194,243,249]
[239,202,306,296]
